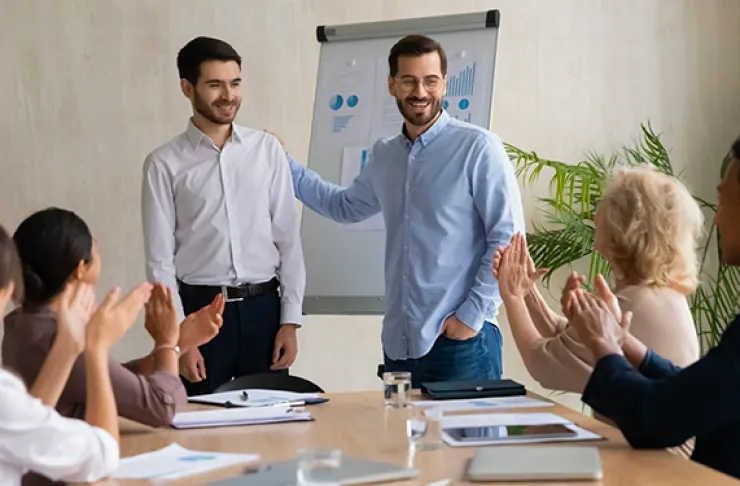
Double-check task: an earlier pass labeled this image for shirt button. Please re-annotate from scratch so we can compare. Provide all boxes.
[404,245,408,250]
[164,394,174,404]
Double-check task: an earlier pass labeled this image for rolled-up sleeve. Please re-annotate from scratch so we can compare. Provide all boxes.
[0,371,119,483]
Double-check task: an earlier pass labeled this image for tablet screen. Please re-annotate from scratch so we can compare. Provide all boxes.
[446,424,576,442]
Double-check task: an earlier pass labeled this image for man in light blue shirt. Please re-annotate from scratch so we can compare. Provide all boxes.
[286,35,525,386]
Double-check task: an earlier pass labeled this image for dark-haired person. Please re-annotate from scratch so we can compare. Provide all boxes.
[563,138,740,479]
[281,35,524,386]
[3,208,218,427]
[141,36,305,395]
[0,222,153,484]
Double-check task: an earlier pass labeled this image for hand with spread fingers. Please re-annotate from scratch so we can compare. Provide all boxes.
[497,232,549,299]
[568,288,632,360]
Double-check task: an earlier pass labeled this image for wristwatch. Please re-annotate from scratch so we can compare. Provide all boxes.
[153,344,181,356]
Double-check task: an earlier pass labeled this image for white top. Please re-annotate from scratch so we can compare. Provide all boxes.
[141,121,306,323]
[0,368,119,485]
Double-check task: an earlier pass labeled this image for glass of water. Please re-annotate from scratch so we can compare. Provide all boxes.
[383,371,411,408]
[296,448,342,485]
[406,405,443,450]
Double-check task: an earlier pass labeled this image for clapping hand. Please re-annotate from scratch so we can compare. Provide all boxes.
[56,282,96,354]
[495,232,548,299]
[179,294,224,351]
[86,284,153,352]
[144,283,180,347]
[568,288,632,360]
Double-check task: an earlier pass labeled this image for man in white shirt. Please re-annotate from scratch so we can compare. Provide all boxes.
[141,36,305,395]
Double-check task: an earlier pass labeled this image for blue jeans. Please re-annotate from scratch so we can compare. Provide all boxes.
[384,322,503,388]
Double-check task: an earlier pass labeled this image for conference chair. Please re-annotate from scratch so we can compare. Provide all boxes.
[213,372,325,394]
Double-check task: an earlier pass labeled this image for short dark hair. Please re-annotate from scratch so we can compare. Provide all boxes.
[0,224,23,303]
[13,208,93,306]
[177,36,242,85]
[388,35,447,77]
[733,136,740,162]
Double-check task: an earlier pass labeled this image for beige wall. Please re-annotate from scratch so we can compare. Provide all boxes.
[1,0,739,410]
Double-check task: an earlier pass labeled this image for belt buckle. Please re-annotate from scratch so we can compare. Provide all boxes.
[221,285,244,303]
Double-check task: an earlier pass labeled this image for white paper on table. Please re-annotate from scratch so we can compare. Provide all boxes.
[189,388,320,407]
[440,412,602,447]
[414,395,553,413]
[172,406,312,429]
[315,59,377,142]
[339,147,384,232]
[114,443,258,480]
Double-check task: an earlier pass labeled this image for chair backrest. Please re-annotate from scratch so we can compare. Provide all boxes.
[213,372,325,394]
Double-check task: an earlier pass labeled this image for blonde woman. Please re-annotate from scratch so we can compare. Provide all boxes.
[495,166,703,394]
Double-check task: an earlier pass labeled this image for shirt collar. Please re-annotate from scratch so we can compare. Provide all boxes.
[185,118,241,148]
[398,110,451,147]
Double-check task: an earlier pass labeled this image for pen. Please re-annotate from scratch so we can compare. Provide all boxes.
[241,391,249,401]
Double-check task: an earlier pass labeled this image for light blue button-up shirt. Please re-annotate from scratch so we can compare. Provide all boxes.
[288,111,525,360]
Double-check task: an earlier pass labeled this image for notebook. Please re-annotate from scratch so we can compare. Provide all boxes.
[466,446,603,482]
[208,456,419,485]
[172,406,312,429]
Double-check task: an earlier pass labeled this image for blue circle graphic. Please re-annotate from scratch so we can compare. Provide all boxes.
[442,100,449,110]
[458,98,470,110]
[347,95,359,108]
[329,95,343,111]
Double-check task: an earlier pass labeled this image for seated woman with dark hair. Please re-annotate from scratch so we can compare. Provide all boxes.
[0,222,151,484]
[2,207,223,427]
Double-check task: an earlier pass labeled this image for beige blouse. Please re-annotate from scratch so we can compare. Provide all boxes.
[526,285,700,394]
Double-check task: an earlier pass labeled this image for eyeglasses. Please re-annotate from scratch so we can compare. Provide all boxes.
[394,76,445,93]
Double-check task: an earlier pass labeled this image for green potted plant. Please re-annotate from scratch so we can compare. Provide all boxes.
[505,124,739,353]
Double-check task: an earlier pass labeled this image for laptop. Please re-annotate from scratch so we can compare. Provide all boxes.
[208,456,419,486]
[466,446,603,482]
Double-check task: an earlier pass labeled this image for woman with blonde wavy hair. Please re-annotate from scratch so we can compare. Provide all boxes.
[494,165,703,394]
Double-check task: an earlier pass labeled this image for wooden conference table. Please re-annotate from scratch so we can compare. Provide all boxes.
[112,391,737,486]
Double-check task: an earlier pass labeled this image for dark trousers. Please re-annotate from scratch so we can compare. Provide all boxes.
[383,322,503,388]
[179,286,282,396]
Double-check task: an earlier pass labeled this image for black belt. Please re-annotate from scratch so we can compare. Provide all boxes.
[178,277,279,302]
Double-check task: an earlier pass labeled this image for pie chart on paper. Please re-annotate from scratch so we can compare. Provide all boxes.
[329,95,343,111]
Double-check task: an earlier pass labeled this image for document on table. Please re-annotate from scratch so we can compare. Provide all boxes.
[172,406,312,430]
[441,412,603,447]
[414,395,553,413]
[188,388,320,408]
[114,443,258,480]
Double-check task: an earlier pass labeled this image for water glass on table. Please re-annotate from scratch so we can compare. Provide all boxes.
[383,371,411,408]
[406,405,444,450]
[296,448,342,485]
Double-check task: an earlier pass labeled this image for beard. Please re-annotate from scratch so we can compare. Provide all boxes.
[193,92,240,125]
[396,95,442,127]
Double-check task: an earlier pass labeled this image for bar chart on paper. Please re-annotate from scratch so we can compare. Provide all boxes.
[443,54,488,127]
[446,62,476,97]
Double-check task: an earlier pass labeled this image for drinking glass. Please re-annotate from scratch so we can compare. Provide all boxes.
[406,405,443,450]
[383,371,411,408]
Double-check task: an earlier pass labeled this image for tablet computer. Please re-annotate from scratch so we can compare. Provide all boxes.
[446,423,577,442]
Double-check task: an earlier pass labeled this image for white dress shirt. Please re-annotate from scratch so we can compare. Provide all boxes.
[142,121,305,323]
[0,369,119,485]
